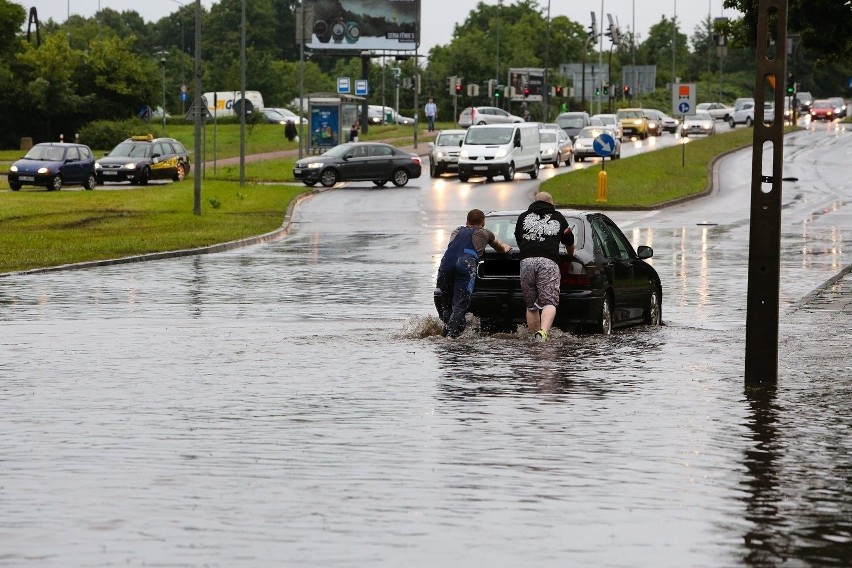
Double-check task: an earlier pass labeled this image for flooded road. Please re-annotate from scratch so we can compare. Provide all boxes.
[1,125,850,566]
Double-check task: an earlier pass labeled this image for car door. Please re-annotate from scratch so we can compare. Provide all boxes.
[368,144,395,180]
[61,146,83,184]
[150,142,172,180]
[493,108,512,124]
[337,144,371,180]
[589,215,638,324]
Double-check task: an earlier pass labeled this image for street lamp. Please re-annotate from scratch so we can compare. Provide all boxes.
[156,49,169,133]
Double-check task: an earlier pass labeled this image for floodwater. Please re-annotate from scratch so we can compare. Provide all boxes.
[1,126,850,566]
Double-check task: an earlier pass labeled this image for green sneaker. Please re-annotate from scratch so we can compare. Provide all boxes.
[534,329,549,342]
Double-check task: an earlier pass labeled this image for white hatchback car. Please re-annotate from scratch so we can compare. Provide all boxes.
[458,106,524,128]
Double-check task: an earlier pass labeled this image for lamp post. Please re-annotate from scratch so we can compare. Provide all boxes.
[156,49,169,134]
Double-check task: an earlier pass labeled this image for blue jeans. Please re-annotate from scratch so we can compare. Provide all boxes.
[436,254,478,338]
[427,116,436,131]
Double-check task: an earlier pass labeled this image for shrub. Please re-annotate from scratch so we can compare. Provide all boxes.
[77,119,151,150]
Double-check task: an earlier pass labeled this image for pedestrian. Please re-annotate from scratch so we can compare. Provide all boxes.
[424,97,438,132]
[437,208,512,338]
[284,119,297,142]
[348,121,359,143]
[514,191,574,341]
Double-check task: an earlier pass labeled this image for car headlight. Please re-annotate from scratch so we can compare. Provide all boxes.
[307,162,323,169]
[123,163,137,170]
[542,148,554,156]
[574,143,585,150]
[9,165,17,172]
[37,167,49,174]
[460,149,469,159]
[95,162,102,169]
[494,147,508,159]
[648,121,657,128]
[435,151,444,159]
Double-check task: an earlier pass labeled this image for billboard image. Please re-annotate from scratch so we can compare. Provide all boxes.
[509,67,545,102]
[305,0,420,51]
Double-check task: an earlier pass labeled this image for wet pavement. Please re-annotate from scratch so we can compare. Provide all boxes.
[0,123,850,566]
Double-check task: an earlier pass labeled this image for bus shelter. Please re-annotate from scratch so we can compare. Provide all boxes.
[306,93,363,154]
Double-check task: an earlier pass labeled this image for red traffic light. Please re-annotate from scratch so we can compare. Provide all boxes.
[555,85,563,96]
[455,83,462,94]
[523,87,530,97]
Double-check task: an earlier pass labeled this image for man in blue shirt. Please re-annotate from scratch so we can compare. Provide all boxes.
[424,98,438,132]
[437,209,511,338]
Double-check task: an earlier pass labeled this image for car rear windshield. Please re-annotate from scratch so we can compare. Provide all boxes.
[485,214,585,250]
[465,127,514,145]
[110,142,152,158]
[539,131,558,143]
[617,110,644,119]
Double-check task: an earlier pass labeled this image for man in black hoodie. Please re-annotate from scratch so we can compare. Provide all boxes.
[514,192,574,341]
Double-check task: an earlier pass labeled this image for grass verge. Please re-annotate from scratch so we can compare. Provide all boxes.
[541,128,762,208]
[0,181,302,273]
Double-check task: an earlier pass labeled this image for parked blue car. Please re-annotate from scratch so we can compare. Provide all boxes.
[7,142,97,191]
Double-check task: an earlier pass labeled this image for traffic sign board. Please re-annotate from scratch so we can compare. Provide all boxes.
[672,83,696,116]
[593,132,617,157]
[337,77,351,94]
[355,80,368,96]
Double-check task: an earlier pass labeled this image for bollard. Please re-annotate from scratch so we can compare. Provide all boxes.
[59,133,64,142]
[596,170,608,202]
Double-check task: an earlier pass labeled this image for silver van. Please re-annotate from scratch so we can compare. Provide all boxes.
[457,122,541,182]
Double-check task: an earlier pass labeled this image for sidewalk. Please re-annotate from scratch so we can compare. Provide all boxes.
[204,133,434,169]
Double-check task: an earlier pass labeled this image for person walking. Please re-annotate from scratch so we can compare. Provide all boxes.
[514,192,574,341]
[437,209,512,338]
[424,97,438,132]
[284,119,297,142]
[348,120,360,143]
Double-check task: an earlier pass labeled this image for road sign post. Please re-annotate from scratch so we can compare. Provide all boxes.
[672,83,696,167]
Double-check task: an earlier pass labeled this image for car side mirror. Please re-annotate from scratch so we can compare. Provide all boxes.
[343,153,353,160]
[637,245,654,259]
[427,142,434,148]
[152,153,161,159]
[458,140,463,147]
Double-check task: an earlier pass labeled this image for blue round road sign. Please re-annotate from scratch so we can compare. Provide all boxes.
[593,132,617,158]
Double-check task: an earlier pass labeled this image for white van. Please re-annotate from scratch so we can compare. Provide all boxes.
[201,91,264,117]
[457,122,540,182]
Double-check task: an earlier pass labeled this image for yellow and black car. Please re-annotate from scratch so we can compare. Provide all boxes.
[96,135,191,185]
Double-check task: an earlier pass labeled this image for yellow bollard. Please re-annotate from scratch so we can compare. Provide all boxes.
[596,170,608,203]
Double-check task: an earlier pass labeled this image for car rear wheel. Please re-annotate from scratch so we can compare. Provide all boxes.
[373,180,388,187]
[391,168,410,187]
[83,173,97,190]
[529,161,539,179]
[320,169,339,187]
[644,288,662,326]
[173,163,187,182]
[138,167,150,186]
[9,181,21,191]
[595,295,613,335]
[50,175,62,191]
[504,164,515,181]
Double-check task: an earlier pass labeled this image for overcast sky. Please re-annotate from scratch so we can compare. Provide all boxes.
[25,0,741,53]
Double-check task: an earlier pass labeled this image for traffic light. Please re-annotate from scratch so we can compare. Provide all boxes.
[786,74,795,95]
[523,86,530,98]
[595,85,601,96]
[603,83,609,96]
[455,78,462,95]
[495,85,503,100]
[555,85,563,97]
[623,84,630,97]
[447,75,456,96]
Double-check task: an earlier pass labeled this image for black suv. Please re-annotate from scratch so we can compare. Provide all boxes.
[96,135,191,185]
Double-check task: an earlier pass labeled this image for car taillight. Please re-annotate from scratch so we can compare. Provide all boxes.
[560,259,590,286]
[411,155,422,165]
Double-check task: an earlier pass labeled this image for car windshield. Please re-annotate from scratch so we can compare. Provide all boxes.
[691,111,712,120]
[597,116,616,125]
[539,131,558,143]
[436,133,465,146]
[109,142,152,158]
[485,214,585,250]
[577,127,608,139]
[464,127,514,145]
[556,116,586,128]
[23,145,66,161]
[617,110,644,119]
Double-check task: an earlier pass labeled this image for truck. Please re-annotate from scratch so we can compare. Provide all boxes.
[201,91,264,117]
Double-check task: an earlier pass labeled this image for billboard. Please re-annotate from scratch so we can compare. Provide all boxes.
[304,0,420,51]
[508,67,544,102]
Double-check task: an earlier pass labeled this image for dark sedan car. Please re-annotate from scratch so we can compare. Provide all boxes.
[433,210,663,335]
[96,135,190,185]
[293,142,422,188]
[7,142,97,191]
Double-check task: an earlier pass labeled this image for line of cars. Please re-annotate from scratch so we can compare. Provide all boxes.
[6,135,191,191]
